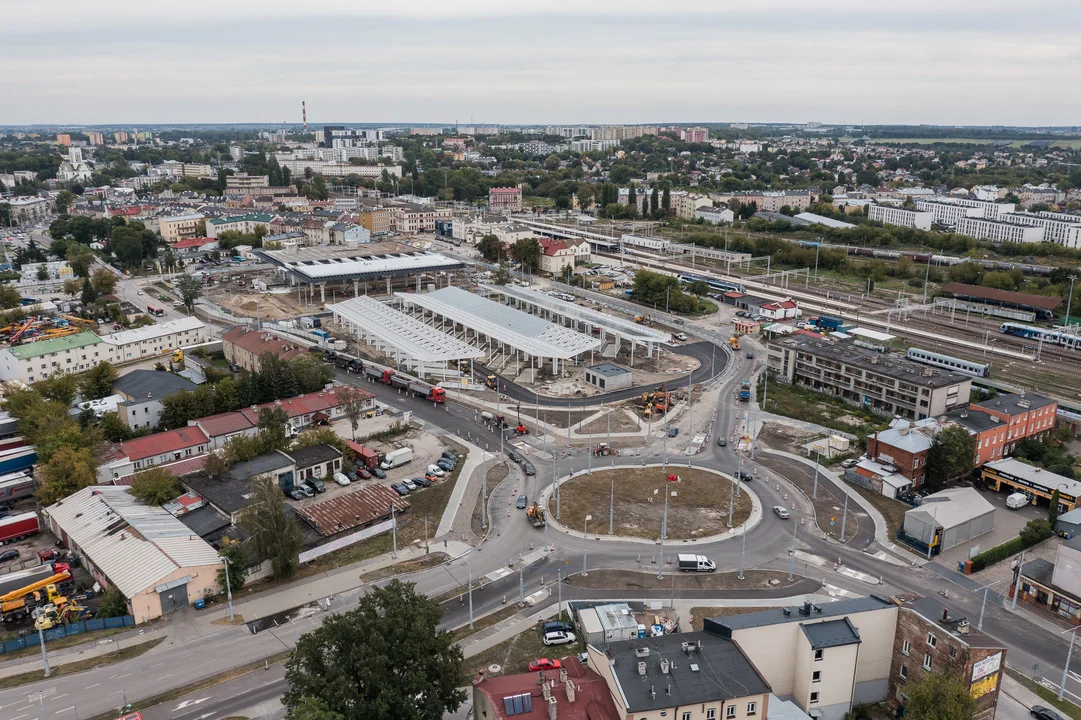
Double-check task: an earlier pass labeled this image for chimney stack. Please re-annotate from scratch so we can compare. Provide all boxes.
[543,682,551,701]
[559,667,567,684]
[547,696,558,720]
[566,682,576,703]
[942,607,949,622]
[802,601,812,616]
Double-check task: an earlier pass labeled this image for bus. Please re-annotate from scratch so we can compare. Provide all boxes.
[147,305,164,317]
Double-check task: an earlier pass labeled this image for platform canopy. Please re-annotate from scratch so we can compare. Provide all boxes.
[848,327,896,343]
[329,296,484,363]
[256,247,464,284]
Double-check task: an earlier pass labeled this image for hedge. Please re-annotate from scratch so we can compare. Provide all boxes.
[969,520,1053,572]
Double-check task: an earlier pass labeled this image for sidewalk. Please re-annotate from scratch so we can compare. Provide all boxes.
[1000,671,1046,713]
[0,627,170,680]
[436,437,491,537]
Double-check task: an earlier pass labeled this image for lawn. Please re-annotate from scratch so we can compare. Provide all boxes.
[758,378,887,439]
[554,466,751,540]
[847,482,910,540]
[0,637,165,689]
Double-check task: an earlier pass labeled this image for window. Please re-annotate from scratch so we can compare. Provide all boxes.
[926,633,937,648]
[902,639,910,655]
[725,708,735,719]
[809,692,819,705]
[923,654,932,671]
[814,648,823,661]
[682,714,691,720]
[708,710,717,720]
[899,664,907,679]
[948,646,957,659]
[812,670,821,683]
[747,702,757,716]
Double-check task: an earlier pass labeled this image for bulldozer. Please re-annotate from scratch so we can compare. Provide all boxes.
[728,336,741,350]
[526,502,546,528]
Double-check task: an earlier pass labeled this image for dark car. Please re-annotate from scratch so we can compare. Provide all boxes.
[441,450,458,462]
[718,437,727,447]
[543,621,573,634]
[0,549,19,563]
[507,449,524,464]
[305,478,326,494]
[522,461,536,476]
[436,459,455,472]
[746,352,754,359]
[412,476,431,488]
[516,494,528,509]
[667,427,679,438]
[391,483,409,496]
[738,470,753,482]
[286,487,306,501]
[372,467,387,479]
[1030,707,1065,720]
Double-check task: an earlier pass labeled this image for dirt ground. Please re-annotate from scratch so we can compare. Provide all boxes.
[564,569,810,591]
[513,406,595,429]
[514,347,699,399]
[756,421,816,450]
[207,284,313,321]
[554,466,752,540]
[578,407,643,435]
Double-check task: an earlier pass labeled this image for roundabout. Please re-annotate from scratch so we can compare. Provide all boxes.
[542,464,760,544]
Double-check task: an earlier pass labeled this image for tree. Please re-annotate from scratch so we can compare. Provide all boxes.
[96,587,129,618]
[661,186,671,214]
[291,426,349,454]
[687,280,709,297]
[283,580,466,720]
[81,277,97,305]
[81,361,117,400]
[218,535,247,592]
[239,475,303,579]
[90,267,118,296]
[286,698,345,720]
[509,237,541,274]
[926,425,977,490]
[55,190,76,214]
[38,446,98,505]
[288,354,334,394]
[0,284,21,309]
[305,174,329,200]
[476,234,505,263]
[130,467,180,506]
[901,671,977,720]
[175,273,204,311]
[258,406,291,450]
[62,278,83,298]
[35,372,79,406]
[36,266,49,281]
[651,186,660,218]
[66,244,95,278]
[336,385,367,441]
[1050,489,1061,525]
[97,411,133,442]
[111,225,144,268]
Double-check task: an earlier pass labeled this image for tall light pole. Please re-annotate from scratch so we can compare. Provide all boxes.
[390,504,398,559]
[658,488,671,580]
[1066,275,1078,329]
[738,517,747,580]
[974,579,1003,631]
[582,515,591,576]
[609,472,615,534]
[220,556,234,622]
[1012,550,1026,610]
[787,517,798,581]
[1059,625,1081,701]
[812,449,820,499]
[462,560,474,630]
[38,623,50,677]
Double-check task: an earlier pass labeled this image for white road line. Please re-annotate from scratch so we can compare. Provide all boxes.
[54,707,74,714]
[84,684,100,690]
[17,706,34,712]
[52,695,67,701]
[11,714,28,720]
[148,663,163,669]
[115,673,132,679]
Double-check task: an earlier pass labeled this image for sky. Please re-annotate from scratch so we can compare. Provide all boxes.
[3,0,1080,127]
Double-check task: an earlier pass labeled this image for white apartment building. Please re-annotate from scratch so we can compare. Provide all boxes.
[914,200,982,226]
[159,214,205,243]
[932,196,1015,220]
[955,217,1045,244]
[1003,212,1081,249]
[569,139,620,153]
[869,204,933,231]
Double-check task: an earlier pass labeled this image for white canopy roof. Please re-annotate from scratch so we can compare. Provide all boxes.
[329,296,484,362]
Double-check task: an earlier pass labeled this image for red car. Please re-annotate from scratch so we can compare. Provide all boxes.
[355,467,372,480]
[528,658,562,672]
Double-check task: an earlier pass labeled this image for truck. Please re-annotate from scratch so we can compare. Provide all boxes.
[526,502,546,528]
[0,511,40,544]
[1,562,73,623]
[300,317,322,329]
[390,375,411,391]
[364,366,394,385]
[380,447,413,470]
[333,354,364,373]
[677,554,716,573]
[728,336,741,350]
[408,382,446,403]
[815,315,844,332]
[739,381,751,402]
[485,375,498,390]
[0,447,37,476]
[481,411,508,429]
[0,471,34,505]
[0,564,56,598]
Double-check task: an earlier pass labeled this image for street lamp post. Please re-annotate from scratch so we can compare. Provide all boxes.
[812,449,820,499]
[974,580,1003,631]
[658,488,670,580]
[738,517,747,580]
[462,560,474,630]
[220,556,234,622]
[1012,550,1026,609]
[582,515,591,576]
[38,623,50,677]
[1059,625,1081,701]
[1065,275,1078,329]
[609,472,615,535]
[390,504,398,559]
[788,517,798,581]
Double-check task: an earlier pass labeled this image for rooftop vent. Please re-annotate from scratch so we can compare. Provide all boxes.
[638,661,647,676]
[661,659,670,674]
[690,663,700,672]
[635,647,650,659]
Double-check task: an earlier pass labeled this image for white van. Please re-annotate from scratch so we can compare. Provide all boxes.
[1006,492,1030,510]
[427,464,445,477]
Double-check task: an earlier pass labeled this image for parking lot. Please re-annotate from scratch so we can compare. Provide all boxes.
[936,485,1050,564]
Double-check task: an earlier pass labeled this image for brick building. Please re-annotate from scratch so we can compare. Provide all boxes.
[969,391,1058,454]
[488,186,523,212]
[222,327,306,372]
[889,597,1006,720]
[866,417,946,488]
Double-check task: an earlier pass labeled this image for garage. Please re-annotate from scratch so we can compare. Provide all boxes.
[903,487,995,554]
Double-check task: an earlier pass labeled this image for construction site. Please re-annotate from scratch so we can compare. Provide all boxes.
[0,313,101,346]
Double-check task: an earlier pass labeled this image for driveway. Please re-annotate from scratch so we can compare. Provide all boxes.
[937,486,1049,565]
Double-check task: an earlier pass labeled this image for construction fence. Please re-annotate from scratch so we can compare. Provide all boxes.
[0,615,136,655]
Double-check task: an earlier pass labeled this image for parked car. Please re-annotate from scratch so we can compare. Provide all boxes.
[436,459,455,472]
[718,437,727,447]
[372,467,387,479]
[441,450,458,462]
[356,467,372,479]
[305,478,326,494]
[746,352,754,359]
[333,472,351,486]
[543,621,574,634]
[542,630,576,646]
[402,478,418,491]
[1030,707,1065,720]
[773,506,790,519]
[412,476,431,488]
[522,461,536,476]
[507,449,524,464]
[841,458,859,468]
[528,658,562,672]
[516,494,528,509]
[0,549,19,563]
[391,483,409,496]
[425,473,440,483]
[667,427,678,438]
[286,488,306,501]
[426,465,445,477]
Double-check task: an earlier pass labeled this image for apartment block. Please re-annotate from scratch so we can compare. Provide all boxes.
[225,173,269,191]
[969,391,1057,453]
[1004,212,1081,249]
[159,213,206,243]
[955,216,1045,244]
[55,134,71,146]
[86,131,105,146]
[488,186,523,212]
[914,200,982,226]
[868,204,933,231]
[391,203,452,234]
[767,335,971,420]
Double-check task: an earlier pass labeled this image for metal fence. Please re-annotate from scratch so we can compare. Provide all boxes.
[0,615,135,656]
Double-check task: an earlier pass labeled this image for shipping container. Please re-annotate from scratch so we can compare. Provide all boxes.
[0,511,40,544]
[0,447,36,475]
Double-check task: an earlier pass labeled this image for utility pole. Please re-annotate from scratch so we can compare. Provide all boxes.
[839,493,849,543]
[788,518,798,581]
[1012,551,1026,609]
[481,455,488,530]
[609,472,615,534]
[518,551,524,607]
[390,504,397,559]
[658,489,669,580]
[1066,275,1078,329]
[463,561,474,629]
[424,514,430,555]
[738,517,747,580]
[38,623,50,677]
[582,515,591,575]
[555,462,561,520]
[220,556,234,622]
[812,449,820,499]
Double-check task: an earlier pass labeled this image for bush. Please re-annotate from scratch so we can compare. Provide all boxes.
[969,519,1053,571]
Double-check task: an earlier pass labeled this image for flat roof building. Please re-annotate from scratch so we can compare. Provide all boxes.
[981,458,1079,515]
[869,204,933,231]
[584,363,632,391]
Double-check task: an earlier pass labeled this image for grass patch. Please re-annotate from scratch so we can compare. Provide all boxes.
[555,466,750,540]
[0,637,165,690]
[847,482,909,540]
[565,569,809,592]
[472,463,510,537]
[0,626,131,662]
[1005,667,1081,720]
[464,617,576,676]
[689,606,771,631]
[359,552,449,582]
[453,604,522,641]
[758,376,887,439]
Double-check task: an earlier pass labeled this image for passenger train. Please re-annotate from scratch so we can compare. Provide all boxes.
[676,273,746,294]
[906,348,990,377]
[999,322,1081,350]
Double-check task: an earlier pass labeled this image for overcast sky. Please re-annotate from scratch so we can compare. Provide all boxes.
[4,0,1079,127]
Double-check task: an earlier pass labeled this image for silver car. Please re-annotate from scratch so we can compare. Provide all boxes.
[773,506,790,520]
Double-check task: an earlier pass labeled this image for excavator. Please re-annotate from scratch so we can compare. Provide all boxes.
[33,597,88,631]
[641,382,672,418]
[634,314,652,326]
[526,502,546,528]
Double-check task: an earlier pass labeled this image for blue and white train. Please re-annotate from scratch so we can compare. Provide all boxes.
[906,348,990,377]
[677,273,745,294]
[999,323,1081,351]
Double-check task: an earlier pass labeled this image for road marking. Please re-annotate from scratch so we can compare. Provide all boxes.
[149,662,163,668]
[11,715,28,720]
[17,706,34,711]
[84,684,100,690]
[172,698,210,711]
[54,707,74,715]
[52,695,67,701]
[115,673,131,679]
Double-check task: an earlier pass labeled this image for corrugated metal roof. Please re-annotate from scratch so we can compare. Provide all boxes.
[46,486,220,598]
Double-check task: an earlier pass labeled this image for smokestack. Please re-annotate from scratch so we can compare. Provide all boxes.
[565,682,575,703]
[547,697,558,720]
[302,101,307,132]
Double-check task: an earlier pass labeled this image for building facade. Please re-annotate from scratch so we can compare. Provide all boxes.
[159,214,206,243]
[488,187,523,212]
[868,204,934,231]
[970,392,1058,454]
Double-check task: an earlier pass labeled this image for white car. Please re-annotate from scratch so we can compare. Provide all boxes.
[542,630,576,646]
[333,472,351,486]
[773,506,790,520]
[841,458,859,468]
[136,289,143,295]
[426,465,445,477]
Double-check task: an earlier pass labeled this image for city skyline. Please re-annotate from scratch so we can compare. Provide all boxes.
[4,0,1080,126]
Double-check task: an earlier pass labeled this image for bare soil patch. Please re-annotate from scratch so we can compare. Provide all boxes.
[564,569,809,592]
[579,408,642,435]
[554,466,751,541]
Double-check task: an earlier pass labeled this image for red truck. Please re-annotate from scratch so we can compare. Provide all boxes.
[408,382,445,403]
[0,512,40,544]
[364,367,394,385]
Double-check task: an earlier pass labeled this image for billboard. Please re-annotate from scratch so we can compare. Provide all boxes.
[971,651,1003,682]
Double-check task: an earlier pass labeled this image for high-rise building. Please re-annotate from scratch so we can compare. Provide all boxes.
[55,134,71,146]
[86,131,105,146]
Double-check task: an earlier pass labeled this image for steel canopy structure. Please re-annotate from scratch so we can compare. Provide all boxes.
[328,296,483,378]
[481,283,669,359]
[397,286,601,373]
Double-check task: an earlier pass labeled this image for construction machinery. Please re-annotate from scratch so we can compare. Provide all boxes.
[634,314,652,325]
[8,318,34,345]
[739,381,751,402]
[485,374,498,390]
[33,597,88,631]
[513,424,528,436]
[62,315,95,327]
[641,382,673,418]
[1,563,73,623]
[526,502,546,528]
[728,336,741,350]
[593,442,619,457]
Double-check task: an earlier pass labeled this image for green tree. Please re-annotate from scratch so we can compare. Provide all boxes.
[305,174,329,200]
[288,354,334,394]
[575,184,594,210]
[217,535,247,592]
[81,361,118,400]
[55,190,76,214]
[283,580,466,720]
[81,277,97,305]
[0,284,22,309]
[239,475,303,579]
[651,186,660,218]
[175,273,204,311]
[96,587,129,618]
[336,385,367,441]
[509,237,541,274]
[286,698,345,720]
[130,467,180,506]
[687,280,709,296]
[661,186,671,214]
[901,671,977,720]
[258,406,291,451]
[476,234,505,263]
[35,372,80,406]
[66,244,95,278]
[926,424,977,490]
[111,225,144,268]
[1050,489,1061,525]
[36,266,49,281]
[97,411,133,442]
[38,446,98,505]
[90,267,119,296]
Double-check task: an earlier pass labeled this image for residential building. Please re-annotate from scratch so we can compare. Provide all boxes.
[917,197,1015,221]
[287,444,343,483]
[472,656,621,720]
[182,453,296,524]
[946,407,1007,467]
[1011,535,1081,626]
[913,200,983,226]
[7,196,51,224]
[705,596,900,720]
[99,426,211,482]
[171,237,220,256]
[488,187,523,212]
[587,631,772,720]
[225,173,269,191]
[113,369,198,431]
[711,190,815,212]
[888,597,1006,720]
[681,126,709,142]
[222,326,305,372]
[45,486,221,623]
[354,205,395,235]
[969,391,1058,453]
[866,417,947,488]
[391,203,453,234]
[766,335,971,420]
[1003,212,1081,249]
[956,216,1045,244]
[981,459,1079,515]
[696,206,735,224]
[671,191,713,220]
[87,131,105,146]
[868,204,933,231]
[159,213,206,243]
[114,131,129,143]
[100,316,207,365]
[901,488,995,553]
[0,332,105,384]
[55,133,71,146]
[537,238,576,275]
[205,213,274,238]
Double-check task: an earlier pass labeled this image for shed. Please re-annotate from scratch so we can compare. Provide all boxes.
[903,487,995,552]
[1055,507,1081,539]
[584,363,632,391]
[576,606,606,646]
